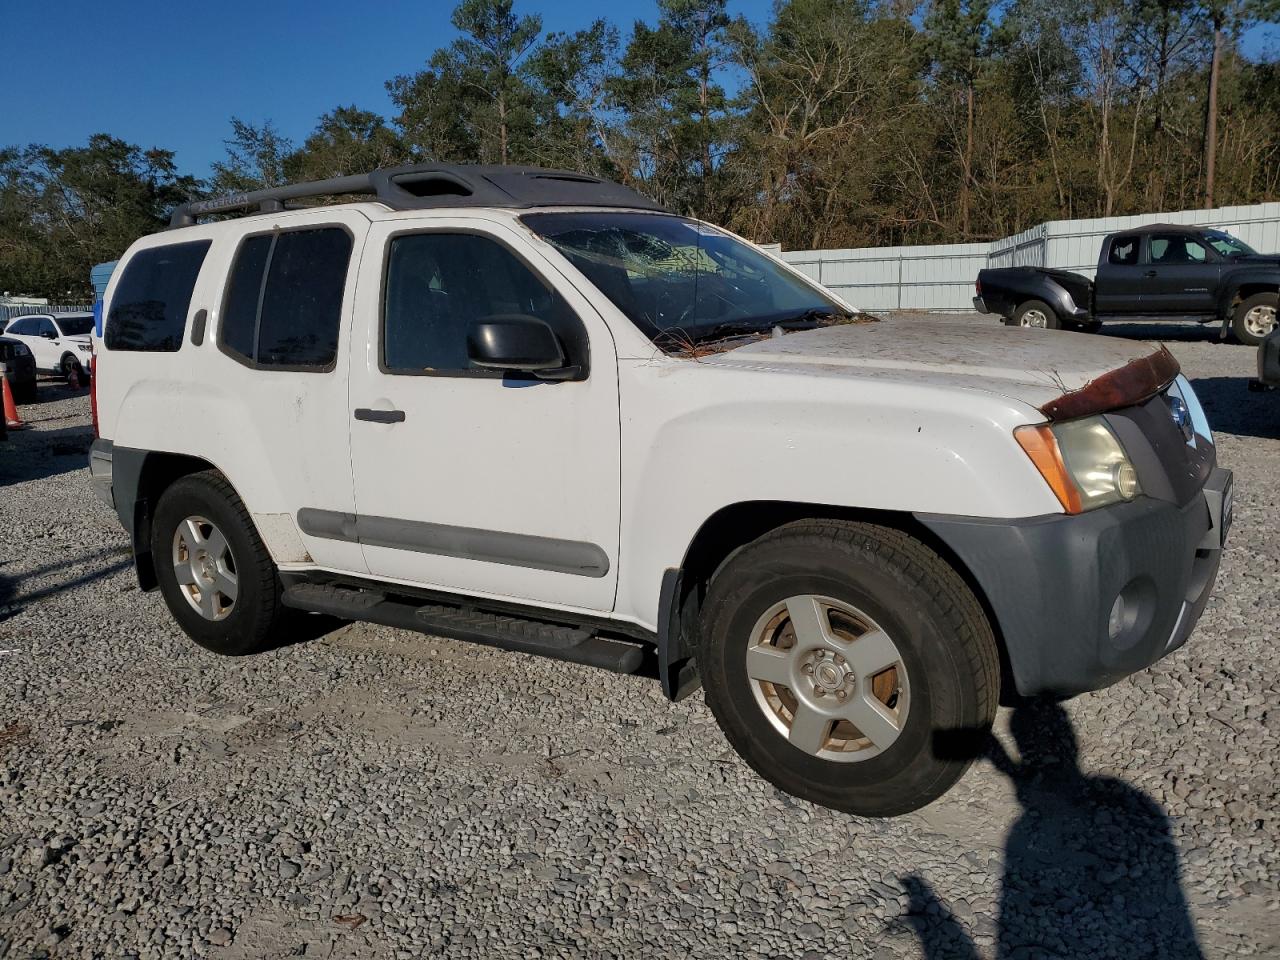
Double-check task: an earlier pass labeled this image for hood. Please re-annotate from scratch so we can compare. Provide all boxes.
[1235,253,1280,266]
[702,321,1175,417]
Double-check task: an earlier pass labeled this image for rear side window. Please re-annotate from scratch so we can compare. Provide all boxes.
[105,240,211,351]
[219,227,352,370]
[1108,236,1139,266]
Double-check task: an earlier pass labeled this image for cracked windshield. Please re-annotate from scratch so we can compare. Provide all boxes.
[523,212,851,351]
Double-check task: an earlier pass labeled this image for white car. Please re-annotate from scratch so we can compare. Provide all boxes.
[4,312,94,381]
[89,164,1231,816]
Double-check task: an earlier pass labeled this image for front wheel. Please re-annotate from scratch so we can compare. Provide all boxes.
[151,471,285,655]
[697,520,1000,817]
[1232,292,1278,347]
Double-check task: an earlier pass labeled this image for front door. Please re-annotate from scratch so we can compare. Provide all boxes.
[347,217,621,613]
[1143,232,1221,315]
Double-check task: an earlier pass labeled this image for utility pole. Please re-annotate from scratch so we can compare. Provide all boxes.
[1203,14,1222,209]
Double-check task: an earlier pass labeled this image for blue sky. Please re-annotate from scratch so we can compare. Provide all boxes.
[4,0,1276,179]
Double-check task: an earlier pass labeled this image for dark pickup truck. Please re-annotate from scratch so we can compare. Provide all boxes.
[974,223,1279,345]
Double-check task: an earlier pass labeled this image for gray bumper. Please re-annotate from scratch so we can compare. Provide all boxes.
[972,296,991,315]
[89,438,114,508]
[918,468,1231,698]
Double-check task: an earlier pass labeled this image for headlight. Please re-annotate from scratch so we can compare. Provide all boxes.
[77,343,92,352]
[13,343,29,357]
[1015,415,1140,513]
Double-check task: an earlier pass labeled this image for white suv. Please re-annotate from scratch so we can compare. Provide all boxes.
[4,312,95,381]
[89,164,1232,816]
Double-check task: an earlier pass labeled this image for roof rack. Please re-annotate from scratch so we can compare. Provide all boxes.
[169,163,667,228]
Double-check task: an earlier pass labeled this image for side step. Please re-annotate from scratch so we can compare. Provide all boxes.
[282,582,648,675]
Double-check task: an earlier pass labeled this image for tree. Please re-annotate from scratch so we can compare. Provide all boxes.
[289,106,407,181]
[610,0,732,216]
[0,135,200,298]
[209,118,294,194]
[390,0,544,165]
[923,0,997,237]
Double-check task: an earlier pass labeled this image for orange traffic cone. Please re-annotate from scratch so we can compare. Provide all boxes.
[2,373,24,430]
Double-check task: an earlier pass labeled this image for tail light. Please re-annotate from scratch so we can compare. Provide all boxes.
[975,277,982,296]
[90,346,99,438]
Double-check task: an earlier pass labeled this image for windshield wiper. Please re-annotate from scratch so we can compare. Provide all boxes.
[766,308,855,329]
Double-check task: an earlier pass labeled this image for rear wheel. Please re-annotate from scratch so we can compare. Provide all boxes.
[1007,299,1060,330]
[1232,292,1277,347]
[151,471,285,655]
[697,520,1000,817]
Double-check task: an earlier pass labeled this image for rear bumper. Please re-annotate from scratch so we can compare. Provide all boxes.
[918,468,1231,698]
[89,438,113,508]
[973,296,992,315]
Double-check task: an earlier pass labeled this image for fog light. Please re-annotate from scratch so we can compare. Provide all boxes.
[1114,462,1139,500]
[1108,593,1127,641]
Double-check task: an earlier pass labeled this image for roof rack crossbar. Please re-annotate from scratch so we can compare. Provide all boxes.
[168,163,667,228]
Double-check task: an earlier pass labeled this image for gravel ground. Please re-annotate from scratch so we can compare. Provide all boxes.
[1,314,1278,960]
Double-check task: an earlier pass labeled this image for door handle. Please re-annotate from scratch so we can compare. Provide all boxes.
[1144,270,1157,278]
[354,408,406,424]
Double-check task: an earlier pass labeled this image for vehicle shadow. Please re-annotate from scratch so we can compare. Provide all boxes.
[1097,322,1223,343]
[897,699,1204,959]
[0,423,95,485]
[1186,376,1280,441]
[0,548,133,621]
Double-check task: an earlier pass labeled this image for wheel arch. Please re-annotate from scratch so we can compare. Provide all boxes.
[113,449,233,591]
[659,500,1016,704]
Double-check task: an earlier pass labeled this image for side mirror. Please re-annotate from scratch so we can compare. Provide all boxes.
[467,315,579,380]
[41,330,57,340]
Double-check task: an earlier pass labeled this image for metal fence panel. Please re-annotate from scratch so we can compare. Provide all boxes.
[783,201,1280,310]
[0,303,93,324]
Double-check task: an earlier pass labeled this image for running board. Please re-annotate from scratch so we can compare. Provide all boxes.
[281,582,648,675]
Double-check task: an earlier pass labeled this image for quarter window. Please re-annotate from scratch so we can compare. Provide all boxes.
[219,227,352,369]
[1108,236,1139,266]
[382,232,585,375]
[105,241,211,352]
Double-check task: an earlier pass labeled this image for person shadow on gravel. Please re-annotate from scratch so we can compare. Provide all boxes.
[898,699,1205,959]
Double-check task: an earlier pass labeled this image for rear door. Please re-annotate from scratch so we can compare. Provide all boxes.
[345,215,621,613]
[1143,232,1220,315]
[1094,234,1145,315]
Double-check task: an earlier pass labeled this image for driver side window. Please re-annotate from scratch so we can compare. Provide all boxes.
[381,232,586,376]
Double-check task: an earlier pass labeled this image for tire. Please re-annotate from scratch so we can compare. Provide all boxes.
[1231,292,1278,347]
[151,470,284,655]
[1010,299,1060,330]
[60,354,83,383]
[698,520,1000,817]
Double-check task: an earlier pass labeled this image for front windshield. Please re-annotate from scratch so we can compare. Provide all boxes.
[522,212,847,346]
[1203,230,1256,258]
[56,316,94,336]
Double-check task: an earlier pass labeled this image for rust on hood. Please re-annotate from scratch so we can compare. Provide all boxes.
[1039,346,1180,421]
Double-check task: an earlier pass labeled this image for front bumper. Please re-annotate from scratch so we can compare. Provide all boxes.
[918,467,1231,698]
[1251,328,1280,390]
